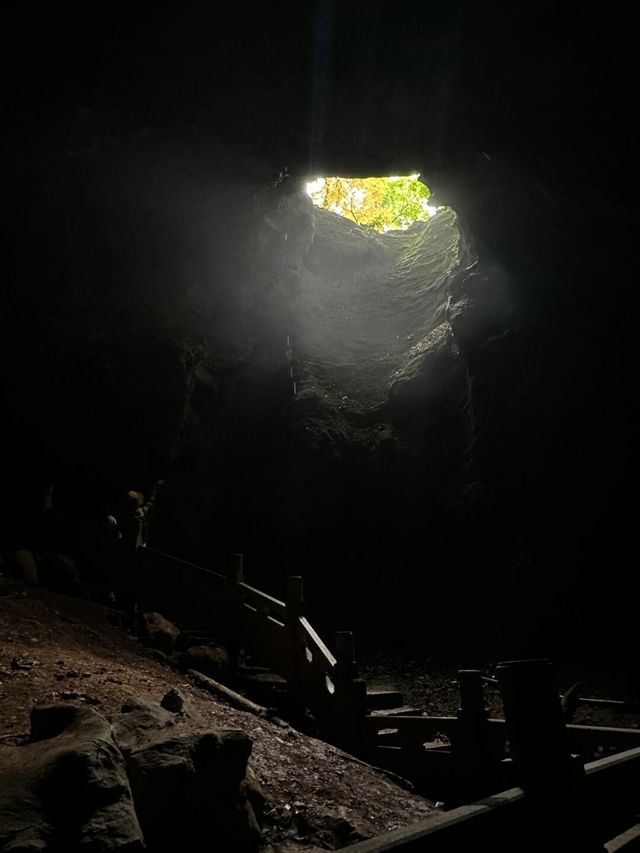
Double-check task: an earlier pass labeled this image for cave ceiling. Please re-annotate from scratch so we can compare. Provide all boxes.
[1,1,637,608]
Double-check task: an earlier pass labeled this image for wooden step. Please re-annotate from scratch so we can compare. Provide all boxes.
[371,706,425,717]
[366,690,404,710]
[237,670,287,686]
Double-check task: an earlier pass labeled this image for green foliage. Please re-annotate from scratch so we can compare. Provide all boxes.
[307,175,432,232]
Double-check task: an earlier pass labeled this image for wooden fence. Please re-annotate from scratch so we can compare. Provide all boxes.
[139,549,640,850]
[342,660,640,851]
[139,548,366,747]
[338,745,640,852]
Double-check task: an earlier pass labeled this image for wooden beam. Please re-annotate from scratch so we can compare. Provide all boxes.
[299,616,337,668]
[188,669,270,718]
[340,788,526,852]
[568,725,640,751]
[606,825,640,851]
[239,582,286,617]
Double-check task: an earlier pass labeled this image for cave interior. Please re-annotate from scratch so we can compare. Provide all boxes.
[2,0,638,675]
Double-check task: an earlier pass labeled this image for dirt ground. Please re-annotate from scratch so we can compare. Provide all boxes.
[0,577,437,852]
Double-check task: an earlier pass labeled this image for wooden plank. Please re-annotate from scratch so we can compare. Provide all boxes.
[342,747,640,852]
[606,826,640,852]
[299,617,337,668]
[340,788,525,852]
[238,582,286,617]
[364,715,460,739]
[580,698,630,709]
[580,747,640,846]
[367,690,405,710]
[587,745,640,775]
[371,707,425,718]
[188,669,268,717]
[567,724,640,752]
[365,715,640,755]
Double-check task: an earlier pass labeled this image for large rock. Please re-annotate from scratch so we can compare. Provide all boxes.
[0,704,144,851]
[120,731,259,851]
[111,698,261,852]
[138,612,181,654]
[387,323,466,414]
[177,644,230,678]
[109,698,177,750]
[10,549,38,586]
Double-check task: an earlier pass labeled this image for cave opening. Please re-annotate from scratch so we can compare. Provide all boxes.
[305,173,442,232]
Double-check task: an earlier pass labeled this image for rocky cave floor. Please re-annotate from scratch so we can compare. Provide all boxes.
[2,576,639,852]
[0,577,436,852]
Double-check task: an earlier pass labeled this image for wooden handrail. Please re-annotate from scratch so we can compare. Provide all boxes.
[238,581,287,618]
[300,616,337,669]
[141,545,227,584]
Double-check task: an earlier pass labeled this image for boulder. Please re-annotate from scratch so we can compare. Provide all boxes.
[178,643,230,678]
[0,704,144,851]
[138,612,181,654]
[110,698,176,751]
[11,549,38,585]
[160,688,184,713]
[121,729,260,852]
[110,697,261,852]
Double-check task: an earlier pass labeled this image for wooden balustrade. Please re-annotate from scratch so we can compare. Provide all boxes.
[140,546,640,849]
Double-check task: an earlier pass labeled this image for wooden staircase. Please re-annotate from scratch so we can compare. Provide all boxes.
[366,688,424,719]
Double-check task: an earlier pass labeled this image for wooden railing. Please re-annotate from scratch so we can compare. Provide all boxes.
[139,548,640,850]
[364,714,640,754]
[140,548,365,748]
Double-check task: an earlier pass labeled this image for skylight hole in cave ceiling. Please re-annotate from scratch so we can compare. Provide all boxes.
[305,174,443,233]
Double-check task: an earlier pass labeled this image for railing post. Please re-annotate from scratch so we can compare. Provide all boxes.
[286,576,304,689]
[230,553,244,587]
[496,658,604,852]
[227,553,244,669]
[334,631,367,754]
[452,669,502,803]
[455,669,488,755]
